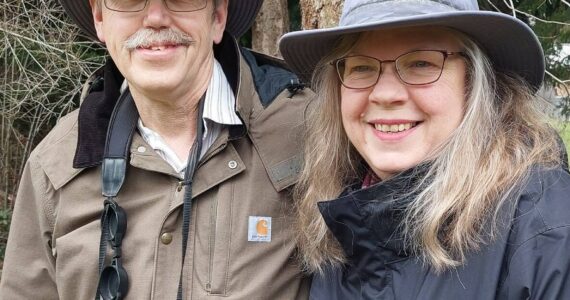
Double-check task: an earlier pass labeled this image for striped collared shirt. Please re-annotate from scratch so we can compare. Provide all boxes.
[138,59,242,175]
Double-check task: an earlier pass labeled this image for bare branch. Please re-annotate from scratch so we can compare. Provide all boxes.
[546,70,570,85]
[485,0,501,12]
[1,0,104,202]
[507,0,516,17]
[500,0,570,26]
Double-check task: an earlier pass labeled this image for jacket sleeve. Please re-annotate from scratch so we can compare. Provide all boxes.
[500,225,570,300]
[0,157,59,299]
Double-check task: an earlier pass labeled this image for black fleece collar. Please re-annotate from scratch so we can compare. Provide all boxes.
[73,60,124,168]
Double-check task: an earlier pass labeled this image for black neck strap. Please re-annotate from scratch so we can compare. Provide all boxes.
[101,90,139,198]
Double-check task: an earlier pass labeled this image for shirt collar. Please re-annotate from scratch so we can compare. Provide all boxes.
[203,59,242,128]
[137,119,187,174]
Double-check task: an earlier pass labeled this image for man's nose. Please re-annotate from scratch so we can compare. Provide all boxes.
[143,0,172,28]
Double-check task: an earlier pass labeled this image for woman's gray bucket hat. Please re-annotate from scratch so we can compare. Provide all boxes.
[59,0,263,41]
[279,0,545,90]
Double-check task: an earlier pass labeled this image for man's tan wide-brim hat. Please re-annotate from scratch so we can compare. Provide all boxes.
[279,0,545,91]
[59,0,264,41]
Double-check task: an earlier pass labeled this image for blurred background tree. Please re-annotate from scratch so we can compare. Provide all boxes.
[1,0,568,269]
[479,0,570,112]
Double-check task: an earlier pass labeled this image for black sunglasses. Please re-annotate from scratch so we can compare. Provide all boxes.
[97,198,129,300]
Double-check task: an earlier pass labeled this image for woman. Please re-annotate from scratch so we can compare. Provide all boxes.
[280,0,570,299]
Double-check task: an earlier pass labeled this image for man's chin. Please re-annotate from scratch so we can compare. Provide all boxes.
[129,78,180,97]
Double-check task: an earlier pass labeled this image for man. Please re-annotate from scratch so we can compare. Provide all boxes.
[0,0,310,299]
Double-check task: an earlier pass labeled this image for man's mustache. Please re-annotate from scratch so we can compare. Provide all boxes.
[124,28,194,50]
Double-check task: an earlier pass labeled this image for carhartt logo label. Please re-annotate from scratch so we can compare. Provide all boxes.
[248,216,271,242]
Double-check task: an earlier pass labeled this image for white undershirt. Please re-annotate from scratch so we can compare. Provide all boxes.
[137,59,242,175]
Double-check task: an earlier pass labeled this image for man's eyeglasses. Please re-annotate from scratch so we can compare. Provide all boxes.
[333,50,465,89]
[104,0,207,13]
[97,199,128,300]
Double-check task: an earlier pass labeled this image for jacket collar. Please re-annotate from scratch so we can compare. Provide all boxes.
[73,60,123,168]
[318,165,430,270]
[73,32,249,169]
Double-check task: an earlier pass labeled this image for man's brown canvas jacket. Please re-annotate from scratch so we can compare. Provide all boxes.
[0,34,311,299]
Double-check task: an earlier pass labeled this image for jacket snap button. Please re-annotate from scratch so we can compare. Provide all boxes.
[228,160,238,169]
[137,146,146,153]
[160,232,173,245]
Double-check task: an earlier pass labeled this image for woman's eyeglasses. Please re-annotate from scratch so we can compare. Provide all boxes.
[333,50,465,89]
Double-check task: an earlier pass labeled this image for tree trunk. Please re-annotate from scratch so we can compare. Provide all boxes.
[251,0,289,57]
[299,0,343,29]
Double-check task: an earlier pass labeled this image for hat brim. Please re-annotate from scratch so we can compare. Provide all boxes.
[59,0,263,42]
[279,11,544,90]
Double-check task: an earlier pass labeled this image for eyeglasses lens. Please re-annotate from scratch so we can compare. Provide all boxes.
[98,261,128,300]
[396,51,445,85]
[104,202,126,246]
[336,56,380,90]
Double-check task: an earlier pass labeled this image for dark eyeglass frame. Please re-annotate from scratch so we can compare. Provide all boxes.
[97,198,129,300]
[103,0,208,13]
[332,50,466,89]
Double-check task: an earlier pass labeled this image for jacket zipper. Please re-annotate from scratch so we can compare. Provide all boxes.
[202,140,228,293]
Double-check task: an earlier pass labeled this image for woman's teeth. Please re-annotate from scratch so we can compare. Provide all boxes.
[374,122,416,133]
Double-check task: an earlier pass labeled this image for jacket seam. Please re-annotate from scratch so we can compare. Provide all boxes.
[34,157,57,276]
[512,224,570,252]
